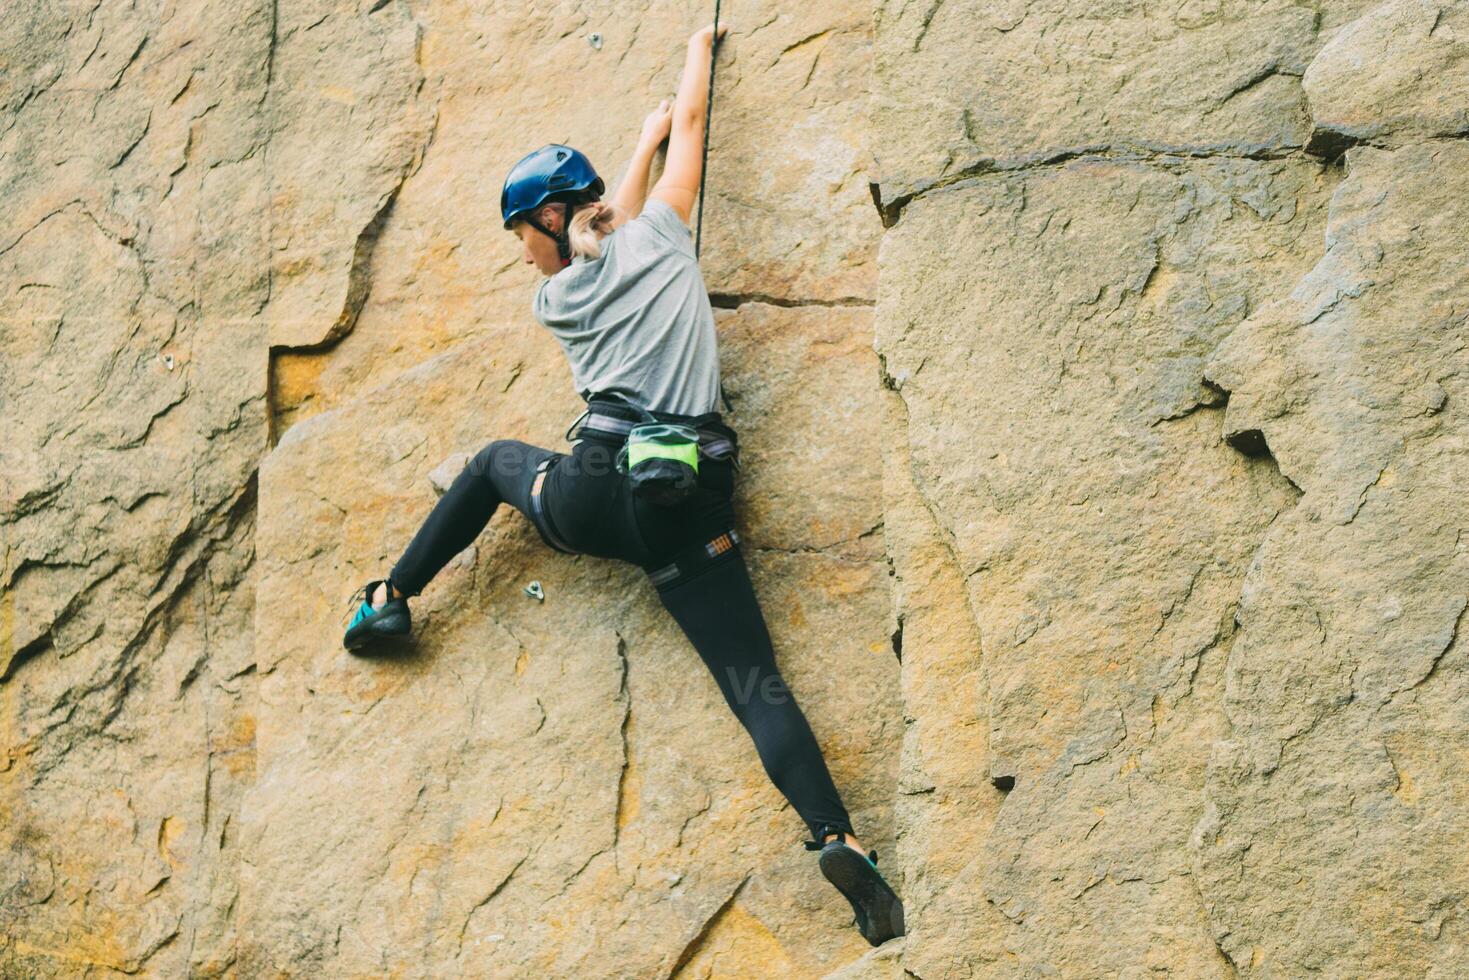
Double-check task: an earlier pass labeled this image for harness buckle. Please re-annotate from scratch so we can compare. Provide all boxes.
[529,456,577,554]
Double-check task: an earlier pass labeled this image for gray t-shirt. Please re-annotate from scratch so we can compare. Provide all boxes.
[532,198,721,416]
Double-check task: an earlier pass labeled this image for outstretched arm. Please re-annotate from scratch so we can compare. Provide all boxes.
[651,23,727,224]
[610,99,673,224]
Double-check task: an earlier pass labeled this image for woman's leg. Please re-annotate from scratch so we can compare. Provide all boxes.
[388,439,558,597]
[655,549,856,846]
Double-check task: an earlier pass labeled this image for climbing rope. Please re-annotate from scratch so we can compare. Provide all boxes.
[694,2,734,413]
[694,0,722,259]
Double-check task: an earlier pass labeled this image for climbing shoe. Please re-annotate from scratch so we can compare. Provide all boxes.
[342,578,412,653]
[806,827,905,946]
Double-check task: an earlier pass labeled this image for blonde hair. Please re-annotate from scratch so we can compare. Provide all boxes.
[566,200,619,259]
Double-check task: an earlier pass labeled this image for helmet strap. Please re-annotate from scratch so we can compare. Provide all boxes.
[525,201,575,267]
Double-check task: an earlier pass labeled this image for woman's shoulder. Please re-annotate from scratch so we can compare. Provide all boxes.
[618,198,694,258]
[637,198,691,238]
[534,260,603,325]
[533,274,566,325]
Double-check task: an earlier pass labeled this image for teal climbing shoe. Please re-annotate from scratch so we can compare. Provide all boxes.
[806,827,905,947]
[342,579,412,653]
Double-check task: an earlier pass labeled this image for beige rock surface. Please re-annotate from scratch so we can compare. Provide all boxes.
[263,0,436,353]
[244,307,897,976]
[1198,138,1469,978]
[870,0,1469,976]
[6,0,1469,976]
[871,0,1380,208]
[876,157,1321,976]
[1304,0,1469,150]
[2,1,266,973]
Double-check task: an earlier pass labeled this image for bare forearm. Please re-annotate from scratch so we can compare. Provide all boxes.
[653,30,719,221]
[612,140,660,218]
[672,33,714,135]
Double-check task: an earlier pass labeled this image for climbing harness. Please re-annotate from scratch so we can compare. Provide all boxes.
[563,393,743,590]
[528,456,578,554]
[574,395,709,507]
[646,529,740,591]
[564,396,739,466]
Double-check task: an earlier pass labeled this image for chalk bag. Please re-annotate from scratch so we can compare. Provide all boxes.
[618,422,701,506]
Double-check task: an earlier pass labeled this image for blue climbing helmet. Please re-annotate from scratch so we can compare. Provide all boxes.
[501,144,606,263]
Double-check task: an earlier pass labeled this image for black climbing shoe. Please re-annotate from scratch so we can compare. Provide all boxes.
[806,827,905,947]
[342,579,412,653]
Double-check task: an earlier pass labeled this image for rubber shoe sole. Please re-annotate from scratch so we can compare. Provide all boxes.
[343,600,413,654]
[818,843,905,946]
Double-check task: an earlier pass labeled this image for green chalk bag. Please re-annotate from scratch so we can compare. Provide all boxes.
[617,421,701,507]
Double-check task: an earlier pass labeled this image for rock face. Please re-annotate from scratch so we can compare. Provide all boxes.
[1,2,268,973]
[873,0,1469,976]
[2,0,1465,977]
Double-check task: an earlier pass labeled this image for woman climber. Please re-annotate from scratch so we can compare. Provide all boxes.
[340,23,904,947]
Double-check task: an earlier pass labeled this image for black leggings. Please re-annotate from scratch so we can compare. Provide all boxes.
[389,435,854,844]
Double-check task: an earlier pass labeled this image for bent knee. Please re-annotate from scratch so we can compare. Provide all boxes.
[469,439,533,480]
